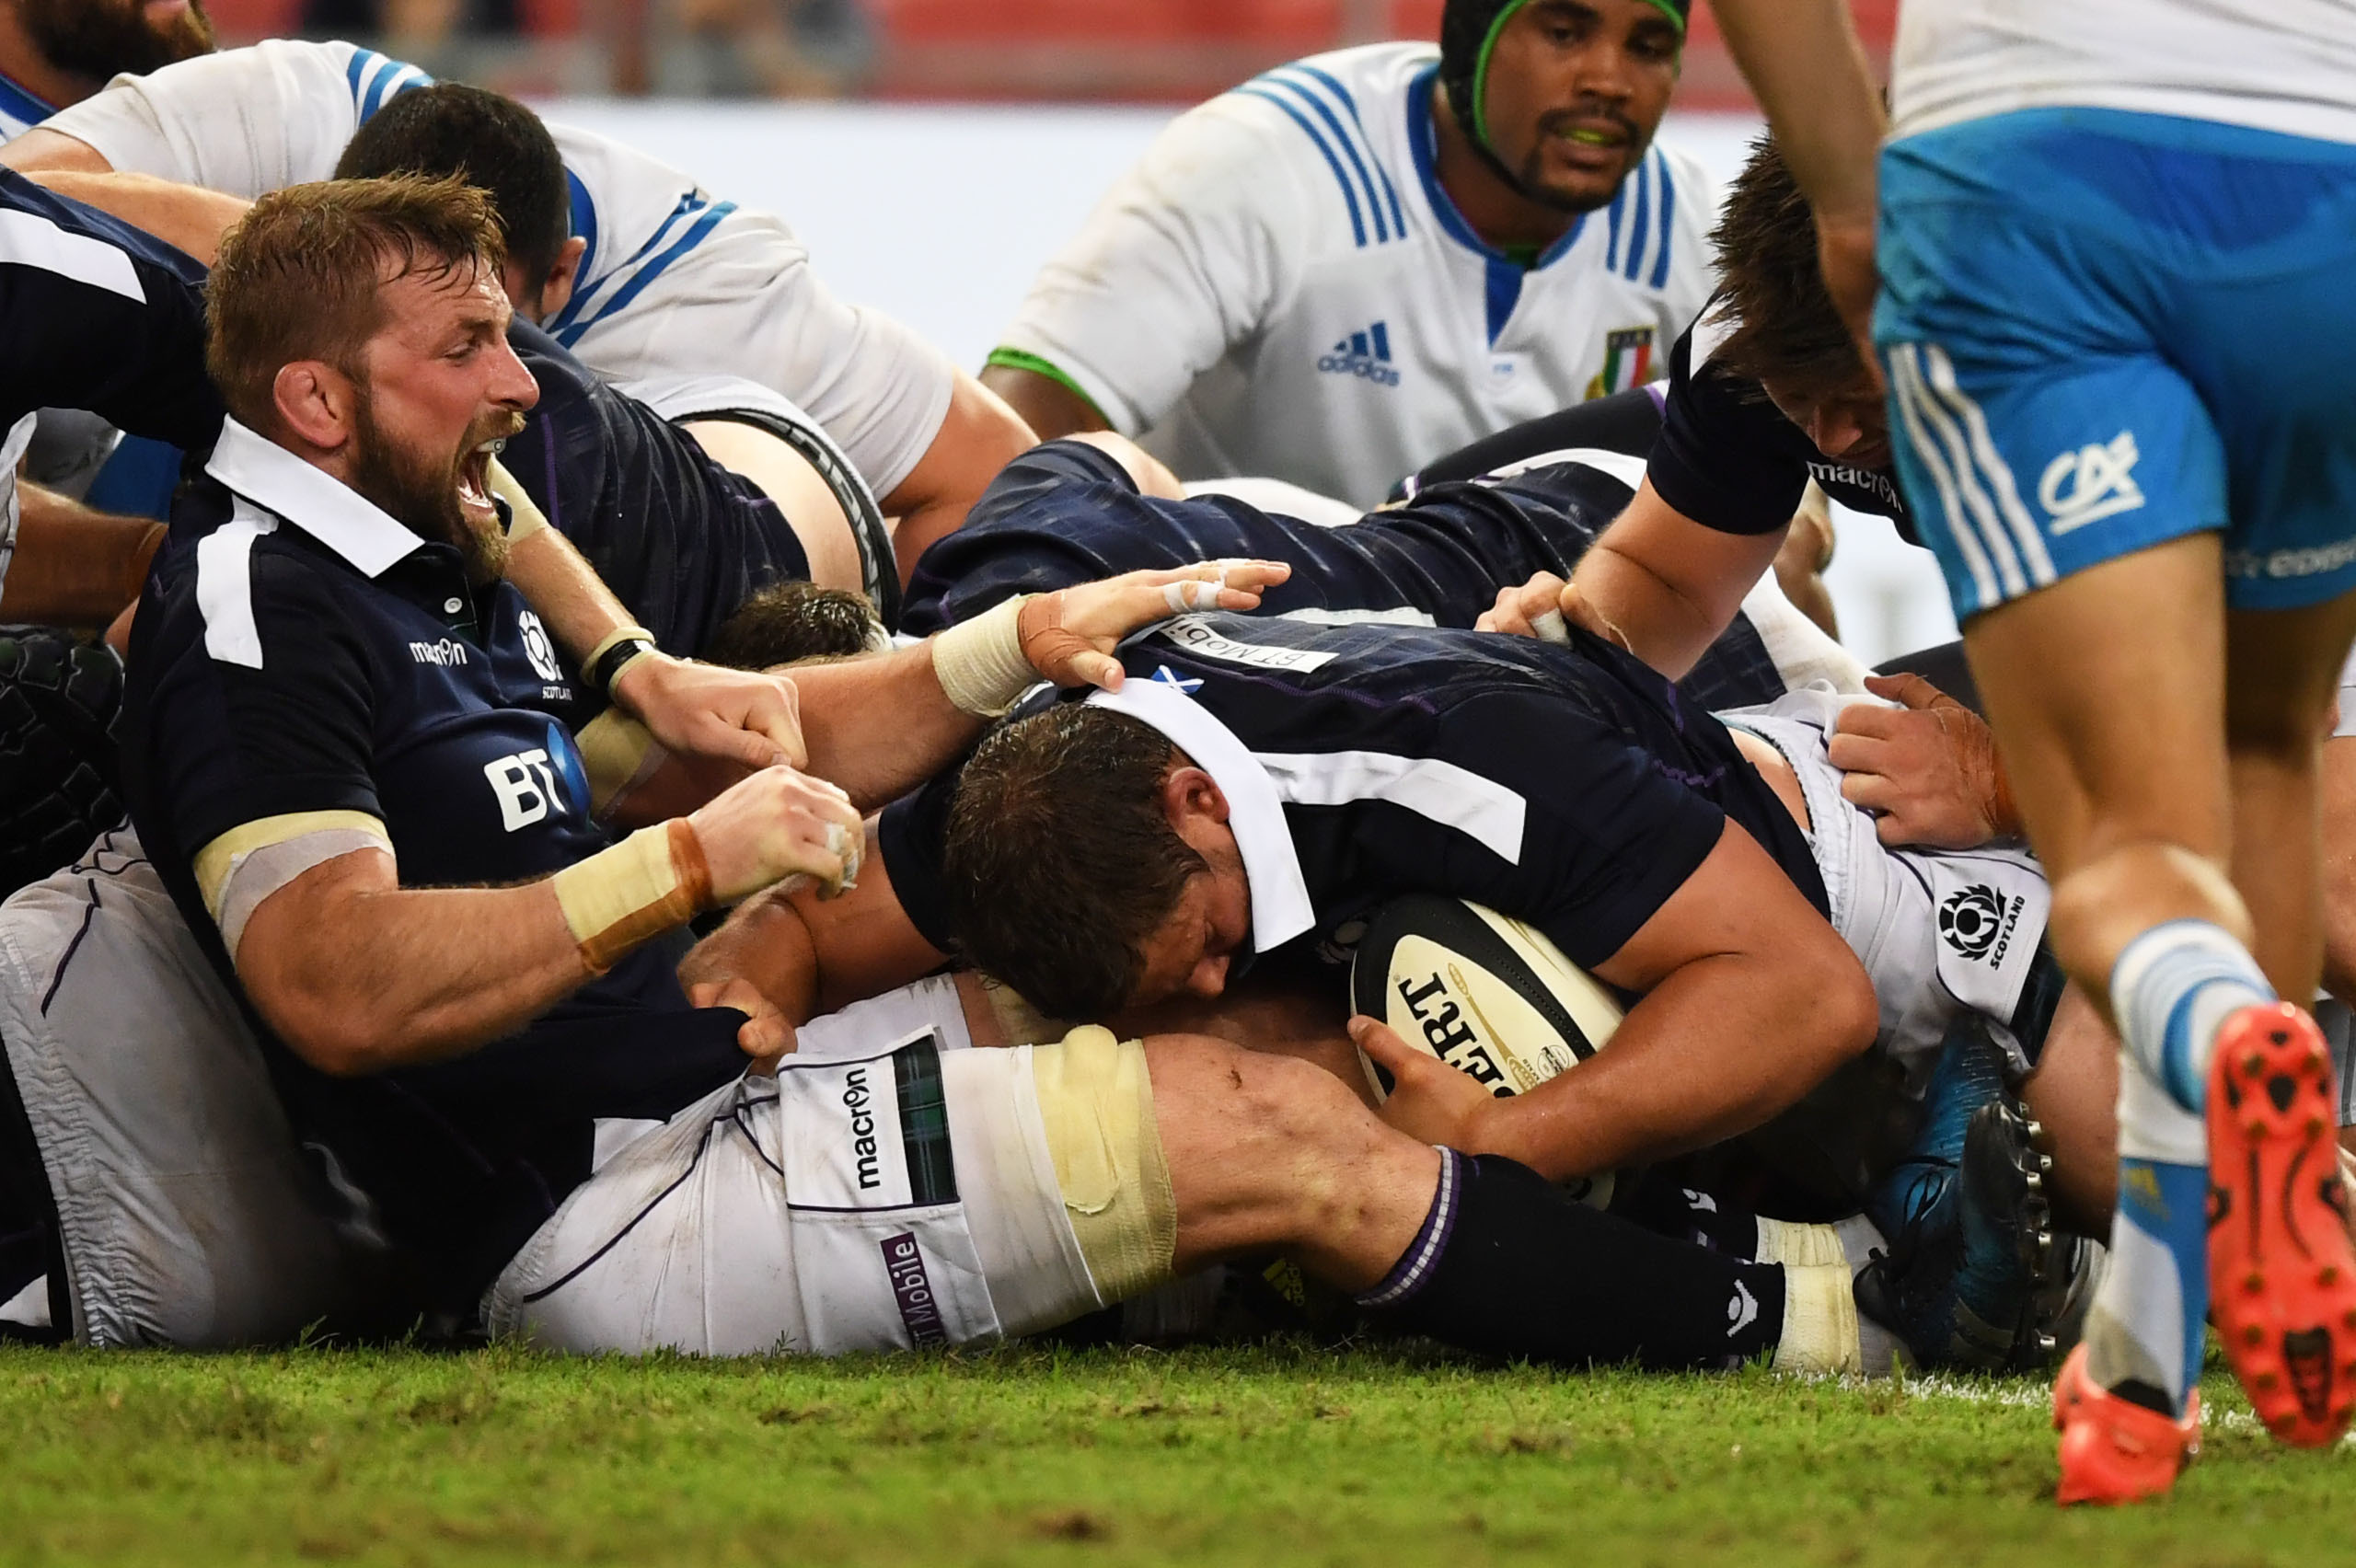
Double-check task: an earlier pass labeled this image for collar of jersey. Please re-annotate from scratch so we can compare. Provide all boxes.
[0,69,56,130]
[204,418,426,578]
[1403,62,1586,271]
[1083,677,1316,954]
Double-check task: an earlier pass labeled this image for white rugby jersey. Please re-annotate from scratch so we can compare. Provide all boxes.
[40,40,955,496]
[993,42,1716,510]
[1892,0,2356,145]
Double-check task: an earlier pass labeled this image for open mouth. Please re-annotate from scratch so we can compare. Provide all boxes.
[457,436,503,523]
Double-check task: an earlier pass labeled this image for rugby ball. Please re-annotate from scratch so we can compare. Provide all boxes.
[1348,896,1626,1205]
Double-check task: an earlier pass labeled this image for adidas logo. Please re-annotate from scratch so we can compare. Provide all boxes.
[1317,321,1401,386]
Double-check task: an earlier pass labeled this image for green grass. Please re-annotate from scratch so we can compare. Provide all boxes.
[0,1342,2347,1566]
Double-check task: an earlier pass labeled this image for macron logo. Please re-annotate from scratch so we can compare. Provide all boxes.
[409,638,468,667]
[1318,321,1400,386]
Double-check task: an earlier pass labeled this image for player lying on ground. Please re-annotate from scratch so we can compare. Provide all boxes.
[981,0,1711,510]
[1,46,1034,562]
[102,174,1908,1377]
[897,423,1855,715]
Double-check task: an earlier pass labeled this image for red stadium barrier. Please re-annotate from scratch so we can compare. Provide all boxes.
[200,0,1896,108]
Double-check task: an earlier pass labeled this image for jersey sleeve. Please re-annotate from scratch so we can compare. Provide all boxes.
[141,543,385,863]
[991,95,1313,435]
[1399,688,1727,969]
[1644,317,1814,536]
[748,252,956,503]
[0,175,221,448]
[40,40,421,195]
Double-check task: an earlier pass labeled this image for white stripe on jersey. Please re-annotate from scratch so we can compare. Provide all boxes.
[0,208,145,303]
[195,507,277,671]
[1254,749,1528,867]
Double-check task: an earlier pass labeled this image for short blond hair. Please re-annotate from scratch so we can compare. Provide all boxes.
[205,175,507,433]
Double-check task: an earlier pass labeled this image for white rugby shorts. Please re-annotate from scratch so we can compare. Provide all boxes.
[484,978,1168,1355]
[1723,686,2054,1088]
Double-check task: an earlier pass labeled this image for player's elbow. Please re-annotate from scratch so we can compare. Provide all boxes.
[248,985,394,1078]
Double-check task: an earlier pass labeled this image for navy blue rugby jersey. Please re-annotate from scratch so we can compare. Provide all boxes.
[901,440,1784,715]
[882,612,1825,972]
[1648,308,1914,543]
[0,166,223,447]
[118,419,746,1312]
[501,321,811,659]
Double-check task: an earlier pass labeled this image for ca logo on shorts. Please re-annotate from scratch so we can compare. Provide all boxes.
[2038,432,2144,535]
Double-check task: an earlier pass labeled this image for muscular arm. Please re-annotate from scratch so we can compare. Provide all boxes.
[978,363,1110,446]
[879,369,1037,580]
[1702,0,1886,350]
[17,170,247,263]
[0,128,110,174]
[1569,478,1788,680]
[0,485,164,626]
[236,847,595,1075]
[1379,819,1879,1181]
[680,823,948,1020]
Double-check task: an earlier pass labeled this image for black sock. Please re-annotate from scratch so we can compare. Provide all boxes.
[1356,1151,1784,1370]
[1608,1169,1763,1257]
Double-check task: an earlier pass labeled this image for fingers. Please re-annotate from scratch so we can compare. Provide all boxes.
[1837,767,1901,817]
[700,713,791,773]
[1823,727,1890,772]
[1072,650,1125,692]
[1347,1013,1415,1071]
[1862,671,1948,711]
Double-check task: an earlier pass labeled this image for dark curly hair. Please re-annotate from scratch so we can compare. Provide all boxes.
[1704,132,1865,401]
[941,706,1205,1019]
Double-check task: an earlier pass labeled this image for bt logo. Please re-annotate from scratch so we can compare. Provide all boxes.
[484,746,568,832]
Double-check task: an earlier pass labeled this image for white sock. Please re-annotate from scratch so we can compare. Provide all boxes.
[2110,919,2272,1113]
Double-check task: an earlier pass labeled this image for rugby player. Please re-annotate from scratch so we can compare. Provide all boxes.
[977,0,1715,508]
[900,431,1837,716]
[329,84,903,638]
[0,39,1035,563]
[1631,0,2356,1502]
[106,175,1902,1379]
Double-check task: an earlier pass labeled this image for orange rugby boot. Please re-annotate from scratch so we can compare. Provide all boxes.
[2052,1343,2200,1505]
[2207,1002,2356,1447]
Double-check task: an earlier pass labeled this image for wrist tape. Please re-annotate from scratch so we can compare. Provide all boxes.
[551,818,713,973]
[932,594,1038,717]
[486,458,549,544]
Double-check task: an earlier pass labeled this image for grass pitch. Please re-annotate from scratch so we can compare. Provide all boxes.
[0,1342,2347,1566]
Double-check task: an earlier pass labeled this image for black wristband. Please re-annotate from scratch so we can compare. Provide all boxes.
[590,636,656,697]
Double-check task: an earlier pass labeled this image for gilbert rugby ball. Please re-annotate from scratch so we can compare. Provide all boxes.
[1348,896,1626,1205]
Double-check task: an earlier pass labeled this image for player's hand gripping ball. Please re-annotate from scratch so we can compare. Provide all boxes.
[1347,897,1624,1206]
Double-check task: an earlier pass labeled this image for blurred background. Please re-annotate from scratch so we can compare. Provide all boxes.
[206,0,1953,659]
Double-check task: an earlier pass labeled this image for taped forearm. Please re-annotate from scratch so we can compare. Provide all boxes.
[551,819,715,973]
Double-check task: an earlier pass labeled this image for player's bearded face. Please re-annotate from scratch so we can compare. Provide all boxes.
[18,0,214,83]
[347,385,525,586]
